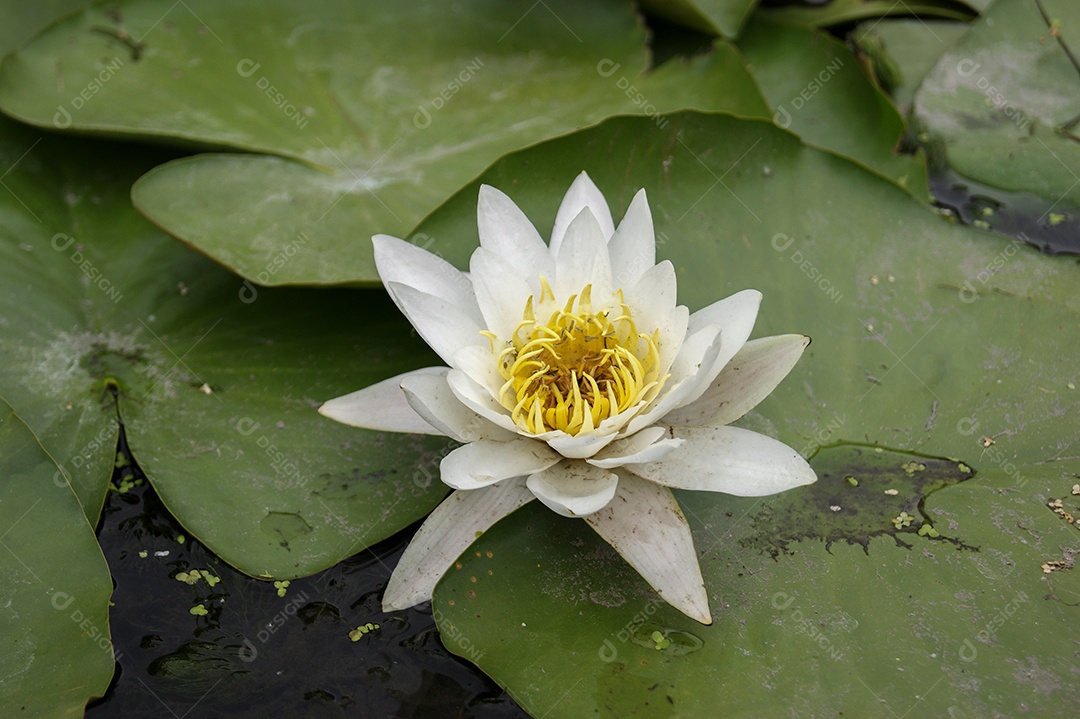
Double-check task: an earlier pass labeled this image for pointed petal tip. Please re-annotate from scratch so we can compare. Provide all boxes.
[380,593,423,613]
[477,183,504,204]
[675,592,713,624]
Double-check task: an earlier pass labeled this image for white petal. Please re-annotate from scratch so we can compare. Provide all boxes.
[319,367,446,435]
[452,344,505,402]
[628,425,816,496]
[594,425,666,457]
[544,430,621,459]
[584,473,711,624]
[653,304,689,380]
[550,171,615,257]
[587,426,684,469]
[664,335,810,428]
[373,234,481,323]
[608,189,655,288]
[446,367,521,434]
[553,208,613,302]
[441,438,561,490]
[470,248,531,340]
[386,282,485,366]
[623,324,723,435]
[399,369,517,442]
[687,289,762,386]
[625,261,688,378]
[527,460,618,517]
[382,479,535,611]
[626,260,677,324]
[664,323,722,389]
[477,184,554,280]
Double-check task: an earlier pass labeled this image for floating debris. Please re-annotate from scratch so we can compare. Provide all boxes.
[891,511,915,529]
[1047,498,1076,524]
[1042,560,1069,574]
[349,622,380,641]
[175,568,221,587]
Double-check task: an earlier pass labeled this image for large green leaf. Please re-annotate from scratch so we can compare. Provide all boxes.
[763,0,978,27]
[638,0,758,37]
[0,401,114,717]
[0,0,89,56]
[913,0,1080,218]
[0,0,768,286]
[415,112,1079,717]
[0,115,448,578]
[739,17,929,200]
[850,20,971,116]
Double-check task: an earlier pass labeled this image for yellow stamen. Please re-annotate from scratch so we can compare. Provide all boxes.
[493,278,666,435]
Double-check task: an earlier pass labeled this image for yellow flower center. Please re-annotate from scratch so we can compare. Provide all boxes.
[484,278,664,436]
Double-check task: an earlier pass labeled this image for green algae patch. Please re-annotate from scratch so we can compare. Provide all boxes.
[740,443,975,557]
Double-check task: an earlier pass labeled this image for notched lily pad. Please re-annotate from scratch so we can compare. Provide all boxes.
[913,0,1080,252]
[0,117,450,579]
[740,443,975,557]
[0,0,769,286]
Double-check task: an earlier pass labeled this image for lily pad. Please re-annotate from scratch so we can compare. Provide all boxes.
[0,0,768,286]
[739,17,929,199]
[0,0,90,56]
[0,115,449,578]
[850,19,972,115]
[763,0,978,28]
[638,0,758,37]
[415,112,1079,717]
[913,0,1080,238]
[0,401,114,718]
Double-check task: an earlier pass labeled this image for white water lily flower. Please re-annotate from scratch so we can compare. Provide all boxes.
[320,172,816,624]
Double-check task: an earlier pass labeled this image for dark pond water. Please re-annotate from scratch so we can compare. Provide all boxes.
[85,422,527,718]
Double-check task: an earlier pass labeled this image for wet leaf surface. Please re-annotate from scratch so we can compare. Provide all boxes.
[0,402,114,717]
[0,0,768,285]
[424,112,1080,717]
[913,0,1080,253]
[0,116,449,579]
